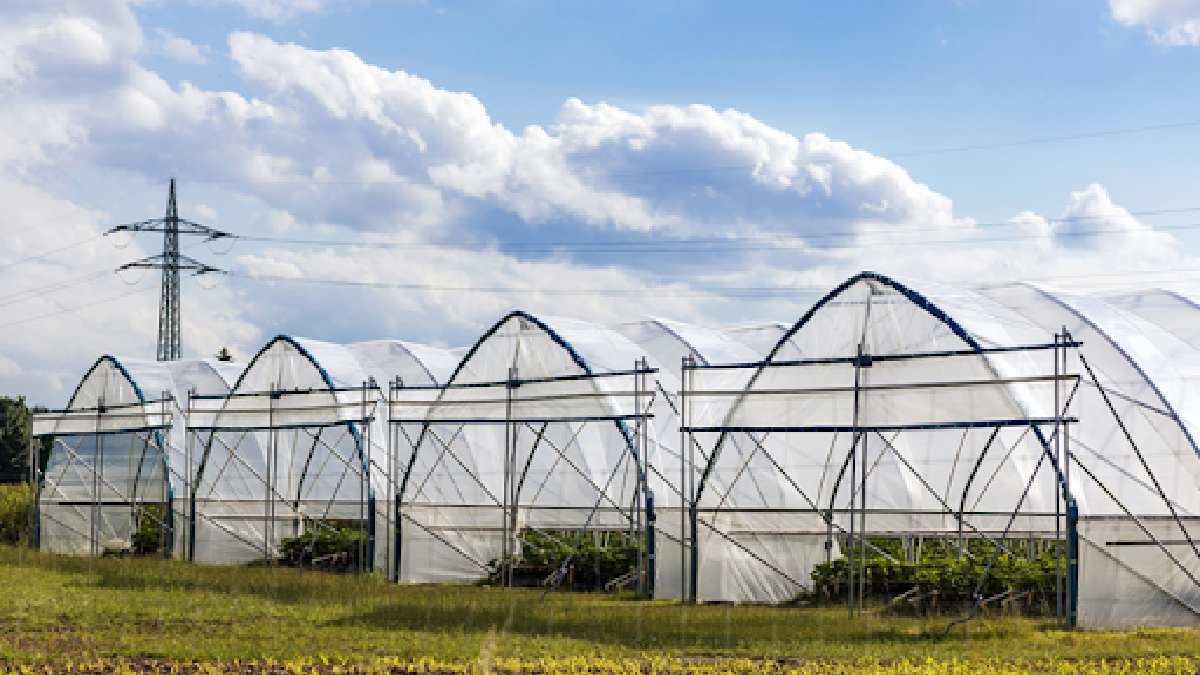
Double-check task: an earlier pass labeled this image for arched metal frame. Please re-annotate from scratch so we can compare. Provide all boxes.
[394,310,656,592]
[189,335,375,566]
[36,355,174,556]
[684,272,1080,617]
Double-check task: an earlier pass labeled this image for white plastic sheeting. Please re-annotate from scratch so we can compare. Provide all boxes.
[677,273,1200,623]
[391,312,662,585]
[32,270,1200,628]
[189,335,463,573]
[37,356,238,556]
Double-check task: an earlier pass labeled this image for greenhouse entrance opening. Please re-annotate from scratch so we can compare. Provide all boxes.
[186,383,381,572]
[32,396,175,557]
[678,335,1083,625]
[388,359,657,594]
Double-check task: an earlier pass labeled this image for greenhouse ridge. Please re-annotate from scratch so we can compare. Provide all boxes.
[30,271,1200,631]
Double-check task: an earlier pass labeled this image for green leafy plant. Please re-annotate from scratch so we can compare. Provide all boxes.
[0,482,33,545]
[807,537,1064,615]
[278,520,367,571]
[130,502,168,555]
[489,529,642,591]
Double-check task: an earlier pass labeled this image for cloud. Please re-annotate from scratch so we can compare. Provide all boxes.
[0,177,261,404]
[0,0,1194,406]
[1111,0,1200,46]
[155,28,209,64]
[217,0,330,21]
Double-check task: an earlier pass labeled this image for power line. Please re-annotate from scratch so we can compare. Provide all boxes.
[224,265,1200,299]
[0,285,158,330]
[0,234,103,274]
[889,120,1200,158]
[0,270,113,309]
[233,217,1200,256]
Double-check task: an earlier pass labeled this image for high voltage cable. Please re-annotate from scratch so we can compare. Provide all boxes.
[234,218,1200,255]
[8,208,1198,279]
[0,234,103,273]
[0,285,158,330]
[9,264,1200,331]
[890,120,1200,158]
[224,266,1200,298]
[0,270,113,309]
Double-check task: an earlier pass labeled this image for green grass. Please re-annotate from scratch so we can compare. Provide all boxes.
[1,545,1198,666]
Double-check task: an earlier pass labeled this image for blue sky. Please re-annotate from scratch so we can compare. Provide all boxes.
[134,0,1200,222]
[3,0,1200,403]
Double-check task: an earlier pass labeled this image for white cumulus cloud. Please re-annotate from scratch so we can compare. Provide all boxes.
[155,28,209,64]
[1111,0,1200,46]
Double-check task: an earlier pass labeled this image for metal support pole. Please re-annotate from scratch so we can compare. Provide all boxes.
[1053,331,1064,624]
[684,355,699,603]
[93,395,103,557]
[1066,497,1079,628]
[634,358,645,595]
[503,365,516,587]
[161,392,170,557]
[857,347,868,611]
[1062,329,1074,629]
[359,380,367,574]
[847,346,862,615]
[642,357,656,598]
[28,431,39,548]
[679,355,688,601]
[266,383,276,564]
[185,389,193,562]
[387,378,397,581]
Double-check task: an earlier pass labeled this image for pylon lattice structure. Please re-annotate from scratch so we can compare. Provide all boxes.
[107,178,230,361]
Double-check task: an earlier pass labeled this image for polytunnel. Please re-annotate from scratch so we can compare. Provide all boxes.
[388,311,663,590]
[27,271,1200,629]
[675,272,1200,628]
[186,335,463,574]
[33,355,238,557]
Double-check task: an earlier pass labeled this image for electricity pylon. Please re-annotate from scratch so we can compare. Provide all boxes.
[107,178,230,361]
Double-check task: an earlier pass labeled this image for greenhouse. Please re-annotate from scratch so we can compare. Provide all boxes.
[28,271,1200,629]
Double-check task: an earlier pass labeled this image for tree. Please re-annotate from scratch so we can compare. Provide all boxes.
[0,396,45,484]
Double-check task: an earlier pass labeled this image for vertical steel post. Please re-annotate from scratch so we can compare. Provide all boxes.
[266,383,276,564]
[1054,332,1063,624]
[185,389,193,562]
[386,378,396,581]
[645,361,656,599]
[685,356,699,604]
[93,395,103,557]
[161,392,170,557]
[857,345,868,611]
[503,366,516,587]
[359,381,367,574]
[633,358,645,595]
[679,355,688,601]
[28,431,38,548]
[1063,330,1076,628]
[1067,497,1079,629]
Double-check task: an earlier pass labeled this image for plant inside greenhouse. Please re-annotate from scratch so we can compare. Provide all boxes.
[486,529,643,592]
[805,538,1065,615]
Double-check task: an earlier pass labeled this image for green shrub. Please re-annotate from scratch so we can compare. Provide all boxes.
[278,520,367,571]
[489,529,641,591]
[0,482,33,545]
[130,503,168,555]
[807,537,1063,615]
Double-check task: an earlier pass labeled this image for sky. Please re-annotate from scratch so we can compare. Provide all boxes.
[2,0,1199,405]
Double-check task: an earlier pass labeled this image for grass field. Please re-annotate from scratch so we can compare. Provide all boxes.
[2,545,1199,673]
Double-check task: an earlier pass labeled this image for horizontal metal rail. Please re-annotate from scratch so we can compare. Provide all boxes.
[687,341,1084,370]
[682,374,1078,398]
[684,418,1076,433]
